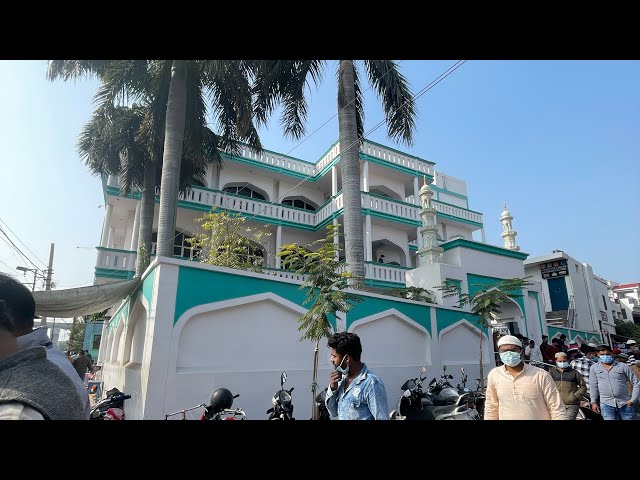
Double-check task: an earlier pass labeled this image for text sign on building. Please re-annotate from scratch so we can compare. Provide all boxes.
[540,259,568,279]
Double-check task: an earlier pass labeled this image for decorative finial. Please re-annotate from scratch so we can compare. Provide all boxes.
[503,202,507,210]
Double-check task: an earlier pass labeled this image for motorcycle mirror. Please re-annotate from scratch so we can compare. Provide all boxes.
[448,375,454,379]
[281,371,287,387]
[443,365,447,372]
[461,367,465,374]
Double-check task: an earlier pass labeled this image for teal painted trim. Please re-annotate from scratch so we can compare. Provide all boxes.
[222,154,310,180]
[361,153,435,178]
[95,268,135,279]
[347,295,431,333]
[173,265,335,327]
[433,200,483,216]
[409,245,418,251]
[315,140,340,164]
[105,185,141,200]
[106,297,130,331]
[529,291,545,338]
[364,139,436,165]
[436,308,483,335]
[436,212,483,228]
[363,279,406,289]
[364,209,421,227]
[142,267,156,308]
[96,246,136,254]
[442,239,529,260]
[431,185,468,200]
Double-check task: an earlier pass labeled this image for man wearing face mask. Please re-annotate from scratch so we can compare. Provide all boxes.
[325,331,389,420]
[589,344,639,420]
[549,351,586,420]
[485,335,567,420]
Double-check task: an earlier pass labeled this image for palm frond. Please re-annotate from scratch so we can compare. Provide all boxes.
[46,60,112,81]
[364,60,416,146]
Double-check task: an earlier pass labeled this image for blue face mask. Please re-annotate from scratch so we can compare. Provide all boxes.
[599,355,613,364]
[592,356,599,362]
[499,351,521,367]
[335,355,349,376]
[557,361,569,369]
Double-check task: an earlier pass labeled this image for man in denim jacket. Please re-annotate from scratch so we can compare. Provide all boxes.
[325,332,389,420]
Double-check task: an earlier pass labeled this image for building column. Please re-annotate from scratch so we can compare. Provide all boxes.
[416,227,422,267]
[210,166,221,190]
[333,219,340,261]
[481,227,486,243]
[129,201,141,252]
[275,225,282,269]
[107,227,115,248]
[100,203,113,247]
[273,179,280,203]
[365,215,372,262]
[413,176,419,204]
[332,165,338,196]
[362,161,369,192]
[404,248,411,268]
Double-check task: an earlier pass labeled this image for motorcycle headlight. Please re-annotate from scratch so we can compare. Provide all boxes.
[279,391,291,403]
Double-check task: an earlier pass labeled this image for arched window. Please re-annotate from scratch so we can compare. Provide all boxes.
[151,231,200,259]
[281,196,318,211]
[222,185,265,201]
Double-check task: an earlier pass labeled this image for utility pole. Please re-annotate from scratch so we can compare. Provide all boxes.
[40,243,54,327]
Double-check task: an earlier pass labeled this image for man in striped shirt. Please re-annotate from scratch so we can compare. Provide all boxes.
[571,344,597,393]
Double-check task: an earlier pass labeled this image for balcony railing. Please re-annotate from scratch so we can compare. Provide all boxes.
[96,247,136,272]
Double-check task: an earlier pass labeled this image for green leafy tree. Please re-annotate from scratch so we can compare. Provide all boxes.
[67,317,87,353]
[436,276,533,388]
[388,285,434,303]
[277,225,362,419]
[614,319,640,343]
[187,208,270,273]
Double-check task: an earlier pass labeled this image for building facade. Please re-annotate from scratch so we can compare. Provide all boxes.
[609,282,640,325]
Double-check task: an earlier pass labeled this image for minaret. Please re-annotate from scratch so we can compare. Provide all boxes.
[500,203,519,251]
[417,176,443,264]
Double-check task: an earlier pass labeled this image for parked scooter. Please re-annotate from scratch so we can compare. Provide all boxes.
[164,388,246,420]
[267,371,295,420]
[90,387,131,420]
[456,367,486,419]
[312,387,332,420]
[390,366,479,420]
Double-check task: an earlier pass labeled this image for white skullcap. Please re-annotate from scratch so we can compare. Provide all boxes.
[497,335,522,348]
[588,342,598,348]
[555,351,568,359]
[626,339,637,345]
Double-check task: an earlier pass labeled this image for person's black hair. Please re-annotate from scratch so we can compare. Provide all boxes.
[0,300,15,333]
[559,334,567,339]
[0,273,35,332]
[552,337,561,345]
[327,332,362,361]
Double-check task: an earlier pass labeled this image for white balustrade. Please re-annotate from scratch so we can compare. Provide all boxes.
[362,141,434,176]
[96,248,137,272]
[364,263,407,284]
[433,201,483,224]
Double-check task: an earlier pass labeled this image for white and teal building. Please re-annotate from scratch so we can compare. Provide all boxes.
[93,139,602,419]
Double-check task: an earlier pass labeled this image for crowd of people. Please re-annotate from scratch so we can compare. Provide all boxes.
[485,333,640,420]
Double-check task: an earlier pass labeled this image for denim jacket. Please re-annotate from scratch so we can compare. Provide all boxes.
[325,363,389,420]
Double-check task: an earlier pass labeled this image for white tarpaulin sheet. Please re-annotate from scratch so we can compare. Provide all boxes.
[33,278,141,318]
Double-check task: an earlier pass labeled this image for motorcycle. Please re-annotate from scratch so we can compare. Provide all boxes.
[164,388,246,420]
[576,394,602,421]
[456,367,485,419]
[313,387,331,421]
[89,387,131,420]
[390,366,479,420]
[267,371,295,420]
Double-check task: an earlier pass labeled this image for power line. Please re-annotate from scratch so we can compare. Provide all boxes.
[0,217,48,268]
[0,224,42,272]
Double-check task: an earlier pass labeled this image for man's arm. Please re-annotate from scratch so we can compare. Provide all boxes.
[574,371,587,399]
[541,373,568,420]
[589,367,599,404]
[365,378,389,420]
[325,384,339,417]
[483,375,499,420]
[627,365,640,405]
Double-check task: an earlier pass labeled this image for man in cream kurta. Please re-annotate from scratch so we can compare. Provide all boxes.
[485,334,568,420]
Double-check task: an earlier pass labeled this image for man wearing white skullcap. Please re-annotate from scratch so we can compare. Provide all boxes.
[485,334,568,420]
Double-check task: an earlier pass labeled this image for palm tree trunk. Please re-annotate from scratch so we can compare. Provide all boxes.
[157,60,187,257]
[135,161,156,277]
[311,338,320,420]
[337,60,364,287]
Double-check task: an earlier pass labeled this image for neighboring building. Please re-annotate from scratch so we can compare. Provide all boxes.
[524,251,618,343]
[83,318,105,360]
[609,282,640,325]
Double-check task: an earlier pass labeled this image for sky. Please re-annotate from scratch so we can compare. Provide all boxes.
[0,60,638,304]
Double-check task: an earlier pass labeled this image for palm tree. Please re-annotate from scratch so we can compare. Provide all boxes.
[254,60,417,287]
[48,60,265,260]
